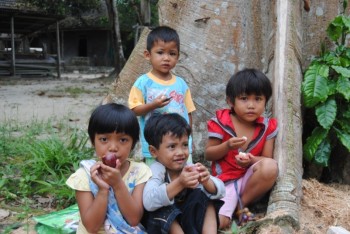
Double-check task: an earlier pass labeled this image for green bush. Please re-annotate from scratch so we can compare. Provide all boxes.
[302,1,350,167]
[0,119,93,209]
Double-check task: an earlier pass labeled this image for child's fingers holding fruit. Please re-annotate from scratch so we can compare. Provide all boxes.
[102,153,117,168]
[235,152,252,168]
[236,152,249,161]
[227,136,247,149]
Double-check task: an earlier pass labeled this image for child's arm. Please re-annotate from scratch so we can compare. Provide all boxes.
[260,138,275,158]
[76,163,111,233]
[132,94,171,116]
[194,163,217,194]
[235,138,275,167]
[166,165,200,199]
[101,161,145,226]
[188,112,193,129]
[113,180,145,226]
[193,163,226,199]
[188,112,196,152]
[76,190,109,233]
[205,136,246,161]
[143,163,199,211]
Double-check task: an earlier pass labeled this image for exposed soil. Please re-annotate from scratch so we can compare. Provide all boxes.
[0,76,349,233]
[0,75,111,126]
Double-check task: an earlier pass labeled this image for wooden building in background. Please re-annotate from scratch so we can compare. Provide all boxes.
[0,0,114,77]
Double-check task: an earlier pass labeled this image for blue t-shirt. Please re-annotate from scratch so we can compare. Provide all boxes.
[129,73,196,158]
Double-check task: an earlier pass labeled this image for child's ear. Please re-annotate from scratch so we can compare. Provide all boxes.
[148,145,158,158]
[144,50,151,60]
[226,97,233,106]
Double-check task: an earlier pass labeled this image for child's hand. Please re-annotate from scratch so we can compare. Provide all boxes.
[154,94,172,108]
[94,160,123,187]
[179,165,200,189]
[226,136,247,150]
[90,162,110,191]
[235,152,253,168]
[194,163,210,185]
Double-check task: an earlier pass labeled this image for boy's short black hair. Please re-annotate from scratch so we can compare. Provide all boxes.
[88,103,139,149]
[226,68,272,103]
[144,112,191,149]
[146,25,180,52]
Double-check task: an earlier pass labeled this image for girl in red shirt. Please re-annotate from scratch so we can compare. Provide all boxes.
[205,68,279,229]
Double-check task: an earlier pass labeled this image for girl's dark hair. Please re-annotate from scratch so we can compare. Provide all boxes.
[226,68,272,103]
[146,25,180,52]
[88,103,139,149]
[144,112,191,149]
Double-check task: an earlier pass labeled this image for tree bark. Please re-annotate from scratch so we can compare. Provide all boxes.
[105,0,125,74]
[111,27,151,106]
[264,0,303,231]
[140,0,151,25]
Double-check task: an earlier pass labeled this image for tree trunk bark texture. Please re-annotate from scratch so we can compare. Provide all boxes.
[105,0,125,74]
[111,0,346,232]
[141,0,151,25]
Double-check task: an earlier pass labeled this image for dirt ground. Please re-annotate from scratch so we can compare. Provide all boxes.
[0,75,111,126]
[0,76,349,234]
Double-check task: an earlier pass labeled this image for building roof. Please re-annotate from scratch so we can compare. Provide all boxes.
[0,0,64,36]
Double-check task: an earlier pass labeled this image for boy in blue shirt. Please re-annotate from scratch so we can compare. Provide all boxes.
[128,26,196,165]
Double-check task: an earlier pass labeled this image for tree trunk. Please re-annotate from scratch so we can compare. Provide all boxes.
[111,0,346,232]
[264,0,303,231]
[140,0,151,25]
[105,0,125,74]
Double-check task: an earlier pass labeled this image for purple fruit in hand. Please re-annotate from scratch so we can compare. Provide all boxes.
[102,153,117,168]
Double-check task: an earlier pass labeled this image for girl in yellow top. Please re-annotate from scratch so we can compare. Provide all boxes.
[66,103,152,233]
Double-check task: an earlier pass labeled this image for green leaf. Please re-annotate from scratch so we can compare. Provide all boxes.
[336,75,350,100]
[335,45,347,55]
[342,14,350,29]
[340,57,350,67]
[343,109,350,118]
[314,138,331,167]
[315,98,337,129]
[332,65,350,77]
[334,127,350,151]
[337,117,350,133]
[231,222,239,234]
[303,127,329,161]
[327,16,344,42]
[302,64,329,107]
[323,52,340,66]
[328,79,337,95]
[345,47,350,58]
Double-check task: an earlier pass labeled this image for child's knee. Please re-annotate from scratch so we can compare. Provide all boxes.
[260,158,278,179]
[219,215,231,229]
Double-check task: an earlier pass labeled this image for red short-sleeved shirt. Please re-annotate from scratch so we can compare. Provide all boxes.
[207,109,278,182]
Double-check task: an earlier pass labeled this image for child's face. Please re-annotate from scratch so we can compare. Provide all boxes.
[229,93,266,122]
[93,131,133,164]
[144,40,179,79]
[150,132,189,172]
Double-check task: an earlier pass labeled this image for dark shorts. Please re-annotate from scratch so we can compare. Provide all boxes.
[142,188,223,234]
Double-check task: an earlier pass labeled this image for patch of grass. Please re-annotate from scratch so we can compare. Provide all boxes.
[45,86,95,98]
[0,118,94,214]
[63,87,93,97]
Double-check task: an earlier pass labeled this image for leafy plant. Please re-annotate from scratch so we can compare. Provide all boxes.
[302,0,350,167]
[0,119,93,210]
[25,0,100,16]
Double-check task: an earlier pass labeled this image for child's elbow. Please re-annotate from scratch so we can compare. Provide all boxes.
[85,224,102,233]
[204,152,213,161]
[128,216,142,227]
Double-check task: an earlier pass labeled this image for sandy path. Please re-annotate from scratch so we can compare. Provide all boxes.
[0,77,111,126]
